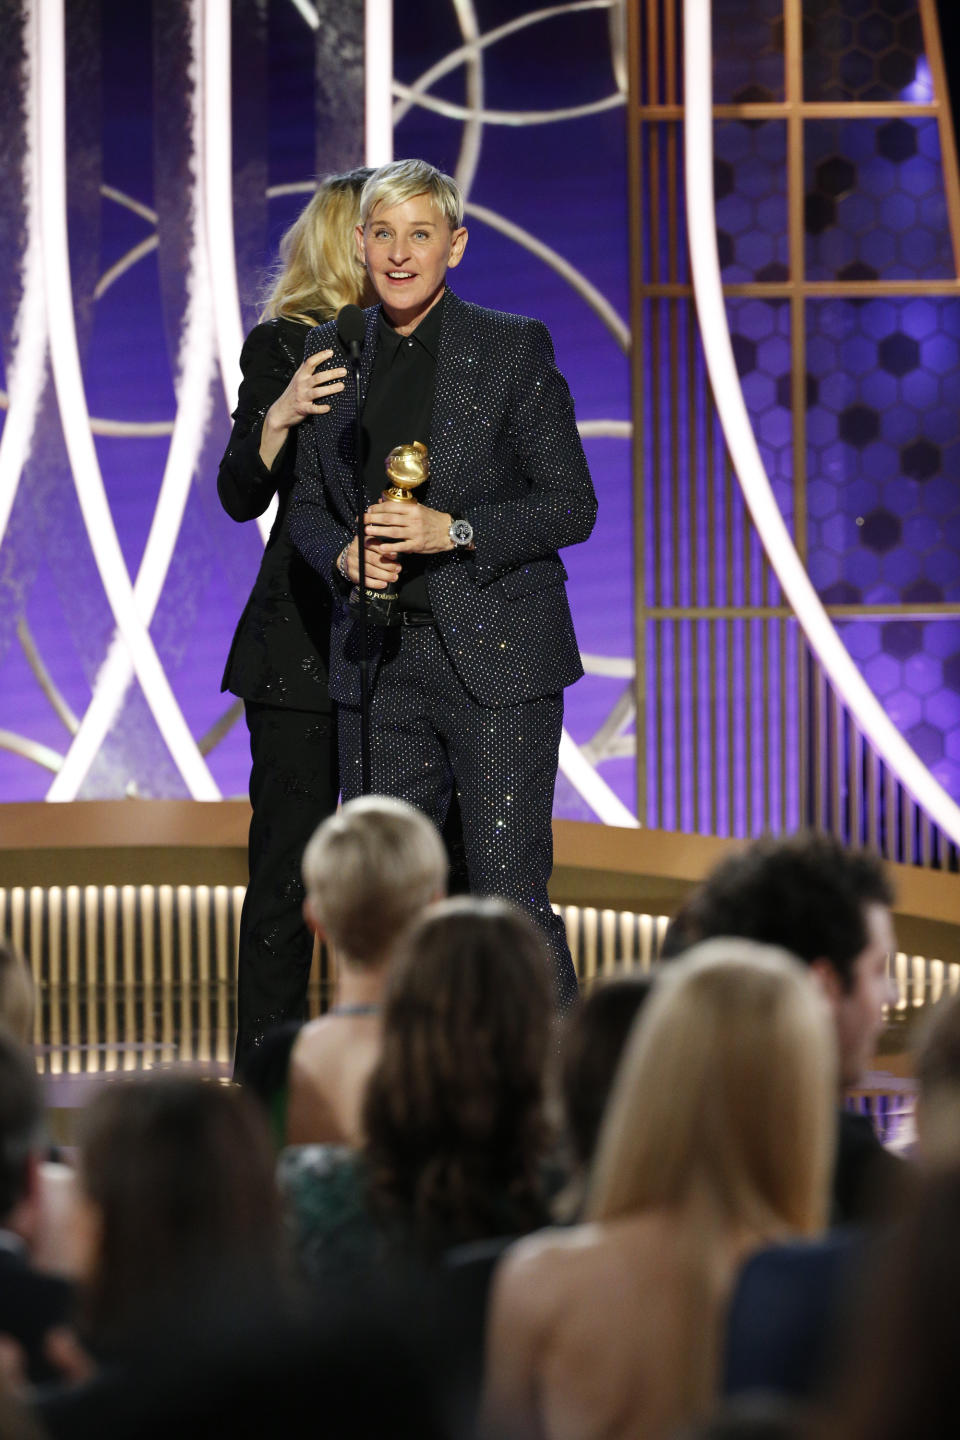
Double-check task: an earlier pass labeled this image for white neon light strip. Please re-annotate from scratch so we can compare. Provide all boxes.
[684,0,960,846]
[38,0,219,801]
[449,0,483,199]
[289,0,319,28]
[365,0,393,164]
[559,728,639,828]
[0,3,46,554]
[203,0,275,546]
[52,29,220,801]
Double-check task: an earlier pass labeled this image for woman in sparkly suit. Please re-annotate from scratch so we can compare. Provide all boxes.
[218,169,374,1069]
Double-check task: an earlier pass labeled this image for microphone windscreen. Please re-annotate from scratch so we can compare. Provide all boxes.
[336,304,366,349]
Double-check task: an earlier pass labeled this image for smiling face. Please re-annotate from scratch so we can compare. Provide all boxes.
[357,193,468,333]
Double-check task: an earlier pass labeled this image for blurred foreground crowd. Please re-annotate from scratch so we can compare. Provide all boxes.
[0,803,957,1440]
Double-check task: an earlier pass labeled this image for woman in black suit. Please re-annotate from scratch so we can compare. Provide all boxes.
[218,169,374,1068]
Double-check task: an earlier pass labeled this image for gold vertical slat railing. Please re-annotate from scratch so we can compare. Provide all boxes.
[121,885,137,1072]
[2,882,956,1072]
[176,886,191,1062]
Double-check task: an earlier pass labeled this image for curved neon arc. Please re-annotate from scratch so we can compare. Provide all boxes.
[392,86,623,127]
[203,2,275,548]
[53,7,221,802]
[559,727,638,828]
[465,202,629,351]
[38,0,218,802]
[392,1,614,125]
[684,0,960,846]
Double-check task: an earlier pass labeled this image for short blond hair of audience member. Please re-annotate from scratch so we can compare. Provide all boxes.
[0,941,35,1046]
[301,795,447,966]
[289,798,447,1147]
[262,166,375,325]
[484,940,836,1440]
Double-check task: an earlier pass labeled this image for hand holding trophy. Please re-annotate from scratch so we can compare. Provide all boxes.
[350,441,430,626]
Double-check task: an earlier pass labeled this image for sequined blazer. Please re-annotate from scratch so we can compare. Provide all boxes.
[288,291,597,708]
[217,317,334,712]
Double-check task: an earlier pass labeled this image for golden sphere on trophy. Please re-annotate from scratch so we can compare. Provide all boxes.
[383,441,430,503]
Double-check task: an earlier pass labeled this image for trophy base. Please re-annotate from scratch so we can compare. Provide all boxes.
[349,585,398,627]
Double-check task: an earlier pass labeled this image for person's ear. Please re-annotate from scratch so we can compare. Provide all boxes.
[447,226,468,269]
[355,223,366,263]
[809,957,843,1006]
[302,896,327,943]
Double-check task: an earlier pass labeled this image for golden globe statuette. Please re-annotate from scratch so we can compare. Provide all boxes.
[350,441,430,627]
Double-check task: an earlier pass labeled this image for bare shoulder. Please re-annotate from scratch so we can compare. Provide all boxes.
[495,1223,607,1306]
[289,1017,339,1078]
[293,1014,335,1056]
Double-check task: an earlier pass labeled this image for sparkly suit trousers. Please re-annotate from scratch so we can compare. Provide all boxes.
[338,626,579,1010]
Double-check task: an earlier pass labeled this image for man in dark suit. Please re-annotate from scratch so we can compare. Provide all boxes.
[663,832,902,1226]
[289,159,597,1006]
[0,1031,73,1382]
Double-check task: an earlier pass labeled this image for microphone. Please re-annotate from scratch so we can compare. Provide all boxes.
[336,304,366,364]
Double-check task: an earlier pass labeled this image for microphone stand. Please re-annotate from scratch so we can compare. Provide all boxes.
[348,348,372,795]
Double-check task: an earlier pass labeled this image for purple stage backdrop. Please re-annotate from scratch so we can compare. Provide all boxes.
[0,0,633,819]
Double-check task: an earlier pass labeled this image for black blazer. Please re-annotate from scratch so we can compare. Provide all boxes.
[217,318,334,712]
[289,292,597,708]
[0,1246,74,1384]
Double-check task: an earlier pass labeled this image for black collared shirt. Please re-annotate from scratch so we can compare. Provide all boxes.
[360,295,444,615]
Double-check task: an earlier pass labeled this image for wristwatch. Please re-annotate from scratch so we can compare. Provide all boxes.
[448,516,474,548]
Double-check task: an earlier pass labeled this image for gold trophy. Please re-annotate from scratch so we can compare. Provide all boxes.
[350,441,430,626]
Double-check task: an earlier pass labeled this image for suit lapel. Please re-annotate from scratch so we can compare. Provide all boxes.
[312,305,380,517]
[427,291,480,512]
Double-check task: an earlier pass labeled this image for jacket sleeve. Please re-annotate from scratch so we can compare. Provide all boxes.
[287,327,353,597]
[216,322,303,522]
[463,319,598,585]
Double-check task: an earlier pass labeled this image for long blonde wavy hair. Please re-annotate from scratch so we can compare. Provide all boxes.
[261,167,375,326]
[587,939,836,1422]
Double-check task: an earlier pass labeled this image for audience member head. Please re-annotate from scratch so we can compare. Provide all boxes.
[0,1030,42,1239]
[665,833,895,1088]
[76,1076,282,1354]
[561,972,653,1174]
[0,941,34,1045]
[588,938,836,1238]
[262,166,375,323]
[363,897,553,1246]
[302,795,447,969]
[913,989,960,1166]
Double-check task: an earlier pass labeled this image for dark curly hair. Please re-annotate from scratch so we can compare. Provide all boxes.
[362,898,553,1248]
[664,833,893,992]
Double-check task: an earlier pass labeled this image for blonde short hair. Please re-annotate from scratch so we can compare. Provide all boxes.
[588,938,836,1238]
[359,159,464,231]
[0,941,34,1045]
[261,167,375,325]
[302,797,447,966]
